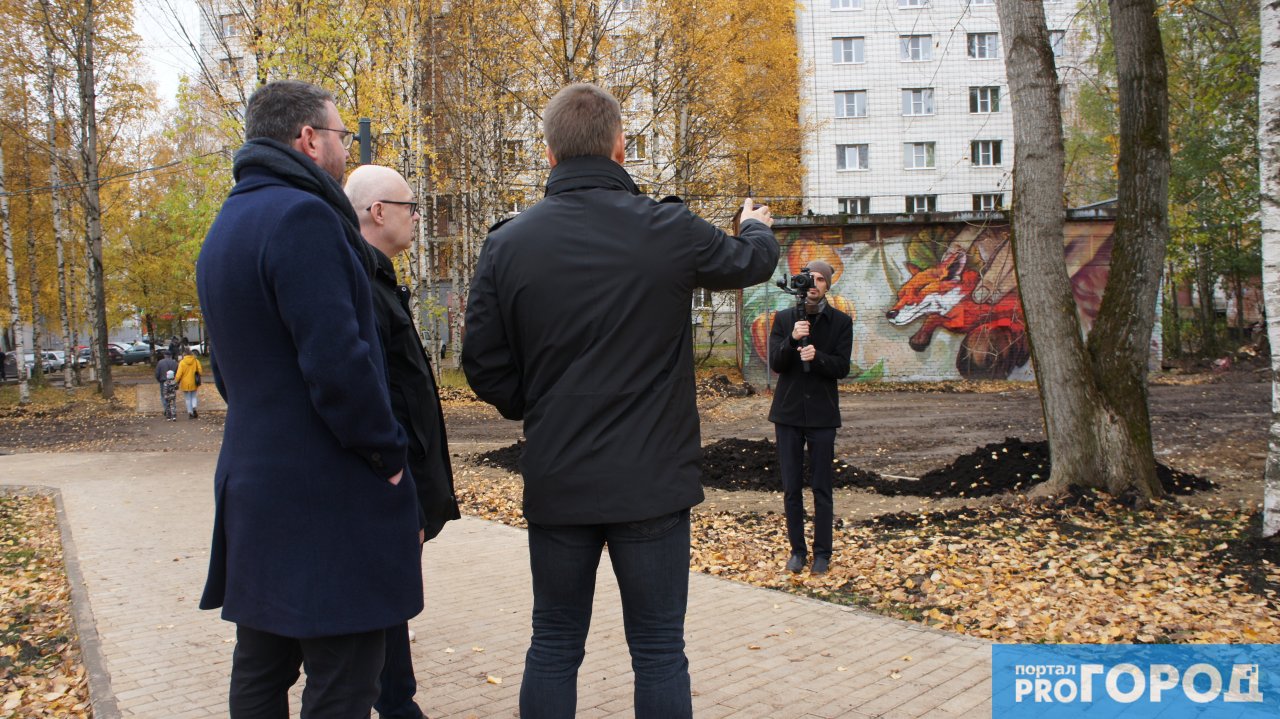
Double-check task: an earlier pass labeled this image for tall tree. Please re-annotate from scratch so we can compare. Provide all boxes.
[1260,0,1280,538]
[1,133,30,403]
[74,0,112,398]
[997,0,1170,500]
[1068,0,1260,359]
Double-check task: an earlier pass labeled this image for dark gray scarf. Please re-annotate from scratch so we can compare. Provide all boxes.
[232,138,376,275]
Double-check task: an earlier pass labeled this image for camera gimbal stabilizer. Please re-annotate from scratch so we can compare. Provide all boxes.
[776,269,816,373]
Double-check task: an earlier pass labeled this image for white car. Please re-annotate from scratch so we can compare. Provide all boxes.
[22,352,57,374]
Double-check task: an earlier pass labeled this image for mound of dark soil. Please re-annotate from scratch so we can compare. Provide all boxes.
[899,438,1216,498]
[696,374,755,400]
[472,436,1216,499]
[474,440,524,471]
[699,438,880,491]
[474,437,881,492]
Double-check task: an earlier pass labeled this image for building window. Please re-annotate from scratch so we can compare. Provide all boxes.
[502,139,523,167]
[220,56,242,81]
[973,193,1004,211]
[971,140,1003,166]
[1050,30,1066,57]
[903,142,936,170]
[835,91,868,118]
[968,0,994,5]
[906,195,937,213]
[838,197,871,214]
[832,0,863,8]
[899,0,928,7]
[901,88,935,116]
[967,32,1001,59]
[969,86,1001,113]
[832,37,865,64]
[836,144,870,171]
[219,14,240,38]
[900,35,933,61]
[625,134,647,161]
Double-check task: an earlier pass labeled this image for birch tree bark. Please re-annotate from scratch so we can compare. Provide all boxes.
[46,39,76,390]
[75,0,112,399]
[1,135,30,404]
[1259,0,1280,538]
[997,0,1169,500]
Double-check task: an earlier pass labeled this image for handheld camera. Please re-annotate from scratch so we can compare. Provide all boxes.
[775,269,815,373]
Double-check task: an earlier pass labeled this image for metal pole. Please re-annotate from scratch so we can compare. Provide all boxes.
[358,118,372,165]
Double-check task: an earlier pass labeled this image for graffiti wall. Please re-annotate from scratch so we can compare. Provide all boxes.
[739,218,1120,386]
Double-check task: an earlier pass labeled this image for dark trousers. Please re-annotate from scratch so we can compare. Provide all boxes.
[775,423,836,560]
[374,623,423,719]
[229,624,386,719]
[521,508,693,719]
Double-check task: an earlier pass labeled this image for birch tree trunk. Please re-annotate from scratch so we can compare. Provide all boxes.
[1259,0,1280,538]
[1,136,30,404]
[47,40,75,390]
[77,0,112,399]
[22,85,45,387]
[997,0,1168,500]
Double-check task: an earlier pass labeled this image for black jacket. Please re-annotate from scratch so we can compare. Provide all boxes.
[462,155,778,524]
[767,303,853,428]
[370,249,461,541]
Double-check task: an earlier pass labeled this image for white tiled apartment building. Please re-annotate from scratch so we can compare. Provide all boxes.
[797,0,1086,215]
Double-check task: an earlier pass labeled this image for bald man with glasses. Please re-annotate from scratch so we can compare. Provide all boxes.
[346,165,460,719]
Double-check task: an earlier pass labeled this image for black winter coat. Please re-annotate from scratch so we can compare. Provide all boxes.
[370,250,461,541]
[462,156,779,525]
[767,303,853,428]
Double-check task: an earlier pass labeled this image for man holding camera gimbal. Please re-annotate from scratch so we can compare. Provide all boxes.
[768,260,852,575]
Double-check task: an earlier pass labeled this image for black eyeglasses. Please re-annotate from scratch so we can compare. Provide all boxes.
[305,126,356,149]
[366,200,419,215]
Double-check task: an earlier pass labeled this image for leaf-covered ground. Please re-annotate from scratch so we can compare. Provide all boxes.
[0,493,91,718]
[458,477,1280,644]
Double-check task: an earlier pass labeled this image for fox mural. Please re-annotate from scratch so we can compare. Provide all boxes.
[739,219,1118,385]
[886,246,1029,379]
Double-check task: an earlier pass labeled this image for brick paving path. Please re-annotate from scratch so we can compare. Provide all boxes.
[2,452,992,718]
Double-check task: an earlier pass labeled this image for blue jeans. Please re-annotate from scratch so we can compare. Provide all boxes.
[775,424,836,560]
[520,508,692,719]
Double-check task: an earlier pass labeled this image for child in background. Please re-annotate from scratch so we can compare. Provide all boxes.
[162,369,178,421]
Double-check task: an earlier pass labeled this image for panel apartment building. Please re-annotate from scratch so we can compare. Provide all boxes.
[796,0,1087,215]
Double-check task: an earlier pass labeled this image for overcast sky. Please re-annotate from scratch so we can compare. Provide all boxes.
[133,0,199,107]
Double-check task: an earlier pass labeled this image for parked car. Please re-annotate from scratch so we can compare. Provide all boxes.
[76,345,125,366]
[120,342,155,366]
[22,353,56,374]
[44,351,66,372]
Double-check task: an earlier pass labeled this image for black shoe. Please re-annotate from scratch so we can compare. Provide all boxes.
[785,553,806,573]
[192,409,198,419]
[811,557,830,576]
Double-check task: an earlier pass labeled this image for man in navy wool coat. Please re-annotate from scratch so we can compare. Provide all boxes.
[196,79,422,718]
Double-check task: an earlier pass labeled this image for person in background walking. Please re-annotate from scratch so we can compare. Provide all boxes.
[0,349,6,383]
[155,350,178,414]
[174,348,203,419]
[162,369,178,421]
